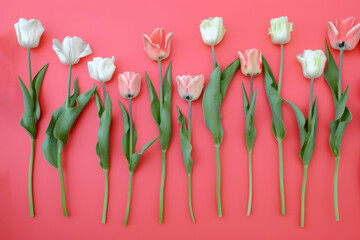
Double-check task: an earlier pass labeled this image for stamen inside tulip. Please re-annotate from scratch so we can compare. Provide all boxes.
[185,95,192,101]
[127,94,133,98]
[338,41,346,48]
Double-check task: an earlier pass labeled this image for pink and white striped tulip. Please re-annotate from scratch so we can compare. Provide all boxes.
[176,75,204,101]
[118,72,141,99]
[143,28,173,61]
[238,49,263,77]
[328,17,360,50]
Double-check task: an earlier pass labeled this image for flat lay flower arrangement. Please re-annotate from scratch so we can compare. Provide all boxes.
[8,2,360,236]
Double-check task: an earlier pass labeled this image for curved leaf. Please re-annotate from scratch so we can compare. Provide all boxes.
[159,61,172,151]
[129,136,158,173]
[32,63,49,121]
[42,79,80,169]
[220,59,240,102]
[95,91,104,118]
[202,66,223,145]
[19,77,36,139]
[242,84,257,152]
[262,56,285,140]
[145,71,160,126]
[53,85,96,146]
[177,106,193,175]
[96,93,112,170]
[329,107,352,157]
[119,101,137,162]
[285,100,306,147]
[324,39,339,100]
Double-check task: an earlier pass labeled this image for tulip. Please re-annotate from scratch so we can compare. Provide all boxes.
[143,28,173,61]
[328,17,360,51]
[200,17,226,46]
[238,49,262,77]
[118,72,141,99]
[88,57,116,83]
[268,16,293,45]
[176,75,204,101]
[297,50,327,80]
[53,36,92,66]
[15,18,44,49]
[200,17,226,69]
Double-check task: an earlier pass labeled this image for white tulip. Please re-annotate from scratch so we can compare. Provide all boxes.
[268,16,293,45]
[200,17,226,46]
[52,36,92,65]
[14,18,44,48]
[297,50,327,79]
[88,57,116,82]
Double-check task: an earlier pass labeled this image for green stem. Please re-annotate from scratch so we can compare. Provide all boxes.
[158,60,163,109]
[188,174,195,223]
[65,65,72,108]
[308,78,314,131]
[250,75,253,102]
[215,145,222,217]
[129,99,133,157]
[102,82,106,103]
[278,139,285,216]
[247,151,253,216]
[124,173,133,226]
[28,138,35,217]
[188,101,192,140]
[338,49,344,100]
[27,48,32,88]
[300,166,308,228]
[211,45,216,70]
[159,150,166,223]
[334,156,340,221]
[102,170,109,223]
[57,149,68,217]
[278,44,284,94]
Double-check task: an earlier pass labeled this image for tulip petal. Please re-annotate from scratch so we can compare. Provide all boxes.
[143,34,160,60]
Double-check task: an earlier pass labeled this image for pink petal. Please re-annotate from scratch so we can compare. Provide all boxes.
[143,34,160,60]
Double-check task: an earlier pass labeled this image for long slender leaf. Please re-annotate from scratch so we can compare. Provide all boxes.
[96,93,112,170]
[119,101,137,162]
[42,79,80,169]
[220,59,240,102]
[242,84,257,152]
[32,63,49,121]
[129,136,158,173]
[159,61,172,151]
[19,77,36,139]
[177,106,193,175]
[145,71,160,126]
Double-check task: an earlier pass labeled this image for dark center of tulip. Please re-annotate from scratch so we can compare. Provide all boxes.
[185,95,192,101]
[338,41,346,48]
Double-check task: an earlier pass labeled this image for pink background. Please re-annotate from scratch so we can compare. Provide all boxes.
[1,0,360,239]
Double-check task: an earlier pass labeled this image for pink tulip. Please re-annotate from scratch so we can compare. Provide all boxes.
[118,72,141,99]
[238,49,262,76]
[143,28,173,61]
[328,17,360,50]
[176,75,205,101]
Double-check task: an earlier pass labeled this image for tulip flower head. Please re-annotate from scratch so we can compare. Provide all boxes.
[238,49,262,77]
[176,75,204,101]
[328,17,360,50]
[14,18,45,48]
[143,28,173,61]
[200,17,226,46]
[52,36,92,65]
[88,56,116,83]
[297,50,327,80]
[268,16,293,45]
[118,72,141,99]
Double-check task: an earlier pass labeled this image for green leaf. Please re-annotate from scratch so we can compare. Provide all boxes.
[19,77,36,139]
[159,61,172,151]
[324,39,352,158]
[329,107,352,157]
[95,91,104,118]
[145,71,160,126]
[42,79,80,169]
[32,63,49,121]
[177,106,193,175]
[324,39,339,101]
[286,99,318,167]
[220,58,240,102]
[119,101,137,162]
[96,93,112,170]
[262,56,286,140]
[202,66,223,145]
[129,136,158,173]
[242,84,257,152]
[53,85,97,146]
